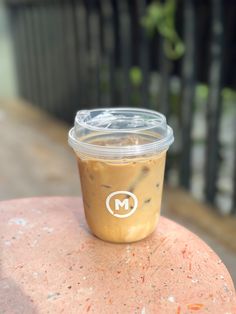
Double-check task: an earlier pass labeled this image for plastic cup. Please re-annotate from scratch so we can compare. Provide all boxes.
[68,108,174,243]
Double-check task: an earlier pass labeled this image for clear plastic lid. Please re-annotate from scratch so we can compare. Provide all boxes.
[68,108,174,159]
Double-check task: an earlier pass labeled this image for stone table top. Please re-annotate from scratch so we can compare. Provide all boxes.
[0,197,235,314]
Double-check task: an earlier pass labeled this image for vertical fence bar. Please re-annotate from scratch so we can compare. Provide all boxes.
[98,1,104,55]
[158,37,171,117]
[57,0,68,116]
[232,124,236,214]
[45,1,59,114]
[44,2,59,114]
[74,0,89,109]
[33,3,47,109]
[100,0,115,107]
[70,0,83,115]
[39,3,53,111]
[8,6,26,98]
[82,0,94,107]
[30,4,43,107]
[26,3,41,106]
[56,0,75,120]
[40,0,69,119]
[137,0,150,107]
[158,36,171,181]
[52,0,67,118]
[117,0,132,107]
[21,5,31,101]
[179,0,196,189]
[205,0,224,205]
[110,0,121,107]
[62,0,79,120]
[87,0,102,108]
[21,4,34,101]
[84,0,91,52]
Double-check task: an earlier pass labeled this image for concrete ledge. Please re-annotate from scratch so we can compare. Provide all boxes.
[0,196,235,313]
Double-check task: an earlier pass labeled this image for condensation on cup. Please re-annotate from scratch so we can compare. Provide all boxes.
[68,108,174,243]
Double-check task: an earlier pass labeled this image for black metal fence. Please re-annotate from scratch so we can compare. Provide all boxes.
[5,0,236,214]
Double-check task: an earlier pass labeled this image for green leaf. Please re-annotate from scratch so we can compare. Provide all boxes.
[129,67,143,86]
[196,84,209,99]
[141,0,185,60]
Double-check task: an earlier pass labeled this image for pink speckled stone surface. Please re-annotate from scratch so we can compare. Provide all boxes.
[0,197,235,314]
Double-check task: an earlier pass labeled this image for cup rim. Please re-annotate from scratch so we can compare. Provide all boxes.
[68,107,174,158]
[75,107,167,133]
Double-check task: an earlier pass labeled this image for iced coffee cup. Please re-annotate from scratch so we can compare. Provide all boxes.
[68,108,174,243]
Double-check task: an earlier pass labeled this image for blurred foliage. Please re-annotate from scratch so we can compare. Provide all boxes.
[222,88,236,102]
[129,67,143,106]
[196,84,209,100]
[129,67,143,87]
[195,85,236,112]
[221,88,236,112]
[141,0,185,60]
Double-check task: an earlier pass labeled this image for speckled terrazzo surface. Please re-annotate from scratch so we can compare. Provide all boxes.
[0,197,235,314]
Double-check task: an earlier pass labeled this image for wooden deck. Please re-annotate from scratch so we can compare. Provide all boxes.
[0,98,236,283]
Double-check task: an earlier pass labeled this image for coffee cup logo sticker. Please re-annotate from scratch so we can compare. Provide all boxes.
[106,191,138,218]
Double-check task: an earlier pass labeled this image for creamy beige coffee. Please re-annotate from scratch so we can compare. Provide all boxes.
[77,149,166,242]
[69,108,174,243]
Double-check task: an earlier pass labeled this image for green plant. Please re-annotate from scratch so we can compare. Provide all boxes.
[196,84,209,100]
[129,66,143,87]
[221,88,236,113]
[141,0,185,60]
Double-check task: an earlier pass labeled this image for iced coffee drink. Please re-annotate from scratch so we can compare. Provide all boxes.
[69,108,174,243]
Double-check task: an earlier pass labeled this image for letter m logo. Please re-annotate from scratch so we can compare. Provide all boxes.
[114,198,129,211]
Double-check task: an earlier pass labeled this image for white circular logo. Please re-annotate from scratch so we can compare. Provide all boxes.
[105,191,138,218]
